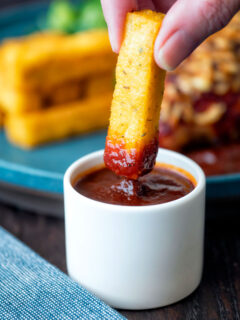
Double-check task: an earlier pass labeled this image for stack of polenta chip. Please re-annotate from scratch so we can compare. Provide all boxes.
[0,30,116,148]
[0,111,3,127]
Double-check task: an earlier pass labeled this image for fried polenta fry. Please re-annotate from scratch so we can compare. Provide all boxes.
[0,30,116,92]
[104,10,166,179]
[0,76,112,113]
[0,110,3,127]
[86,72,114,97]
[0,30,116,113]
[0,86,41,113]
[5,93,112,148]
[45,81,84,106]
[0,79,85,114]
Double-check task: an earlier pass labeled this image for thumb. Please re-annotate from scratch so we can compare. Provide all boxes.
[154,0,240,70]
[101,0,137,53]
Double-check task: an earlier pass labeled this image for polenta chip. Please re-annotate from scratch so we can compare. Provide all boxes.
[0,110,3,127]
[0,86,41,114]
[5,93,112,148]
[104,10,166,179]
[0,75,114,114]
[0,30,116,92]
[86,72,114,97]
[0,30,116,114]
[45,81,84,106]
[0,80,86,114]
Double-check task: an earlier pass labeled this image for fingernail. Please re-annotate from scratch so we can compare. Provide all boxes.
[156,30,191,71]
[156,48,173,71]
[108,29,118,53]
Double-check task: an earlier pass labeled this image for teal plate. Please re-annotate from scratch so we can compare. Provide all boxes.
[0,130,107,194]
[0,1,240,205]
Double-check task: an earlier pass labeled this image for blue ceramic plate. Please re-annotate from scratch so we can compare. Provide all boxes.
[0,1,240,202]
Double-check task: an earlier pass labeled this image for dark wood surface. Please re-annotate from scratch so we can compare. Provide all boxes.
[1,198,240,320]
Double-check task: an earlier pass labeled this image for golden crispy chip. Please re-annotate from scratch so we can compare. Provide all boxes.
[0,30,116,113]
[86,72,114,97]
[0,86,41,113]
[5,92,112,148]
[0,30,116,91]
[0,110,3,127]
[0,80,85,114]
[104,10,166,179]
[45,81,84,106]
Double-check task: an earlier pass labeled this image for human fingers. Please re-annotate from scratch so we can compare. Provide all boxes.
[154,0,240,70]
[153,0,176,13]
[101,0,137,52]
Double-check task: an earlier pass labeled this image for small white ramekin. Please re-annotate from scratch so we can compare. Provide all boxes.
[64,148,206,310]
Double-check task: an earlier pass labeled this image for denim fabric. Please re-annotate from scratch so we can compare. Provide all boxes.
[0,227,126,320]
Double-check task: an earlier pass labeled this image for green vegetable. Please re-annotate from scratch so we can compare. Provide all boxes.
[44,0,107,34]
[46,0,77,33]
[76,0,107,31]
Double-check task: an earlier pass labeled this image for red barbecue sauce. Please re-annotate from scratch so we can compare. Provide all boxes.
[104,137,159,180]
[74,164,195,206]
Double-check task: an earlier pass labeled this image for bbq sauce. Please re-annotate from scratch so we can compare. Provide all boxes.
[74,164,195,206]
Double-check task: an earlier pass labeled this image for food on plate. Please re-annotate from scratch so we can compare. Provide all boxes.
[187,144,240,176]
[74,163,195,206]
[159,12,240,152]
[0,85,42,114]
[0,110,3,127]
[0,75,114,114]
[5,93,112,148]
[104,10,166,179]
[0,30,116,113]
[0,29,116,148]
[86,72,114,97]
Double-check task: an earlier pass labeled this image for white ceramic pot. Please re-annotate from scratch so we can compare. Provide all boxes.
[64,148,206,310]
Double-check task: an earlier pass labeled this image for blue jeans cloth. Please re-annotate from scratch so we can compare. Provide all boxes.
[0,227,126,320]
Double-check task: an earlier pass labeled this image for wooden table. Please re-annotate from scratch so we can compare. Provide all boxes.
[1,198,240,320]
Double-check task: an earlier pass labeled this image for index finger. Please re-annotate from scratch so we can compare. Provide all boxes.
[101,0,137,52]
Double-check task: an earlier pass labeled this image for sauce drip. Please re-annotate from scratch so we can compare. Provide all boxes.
[74,165,195,206]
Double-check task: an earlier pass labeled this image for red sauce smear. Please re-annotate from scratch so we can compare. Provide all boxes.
[186,143,240,176]
[74,165,195,206]
[104,137,159,180]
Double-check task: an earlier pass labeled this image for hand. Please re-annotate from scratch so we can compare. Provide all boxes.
[101,0,240,70]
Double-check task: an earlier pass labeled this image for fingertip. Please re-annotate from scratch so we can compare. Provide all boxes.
[155,28,195,71]
[155,48,174,71]
[101,0,137,54]
[108,28,120,53]
[154,0,239,71]
[154,14,176,71]
[154,33,174,71]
